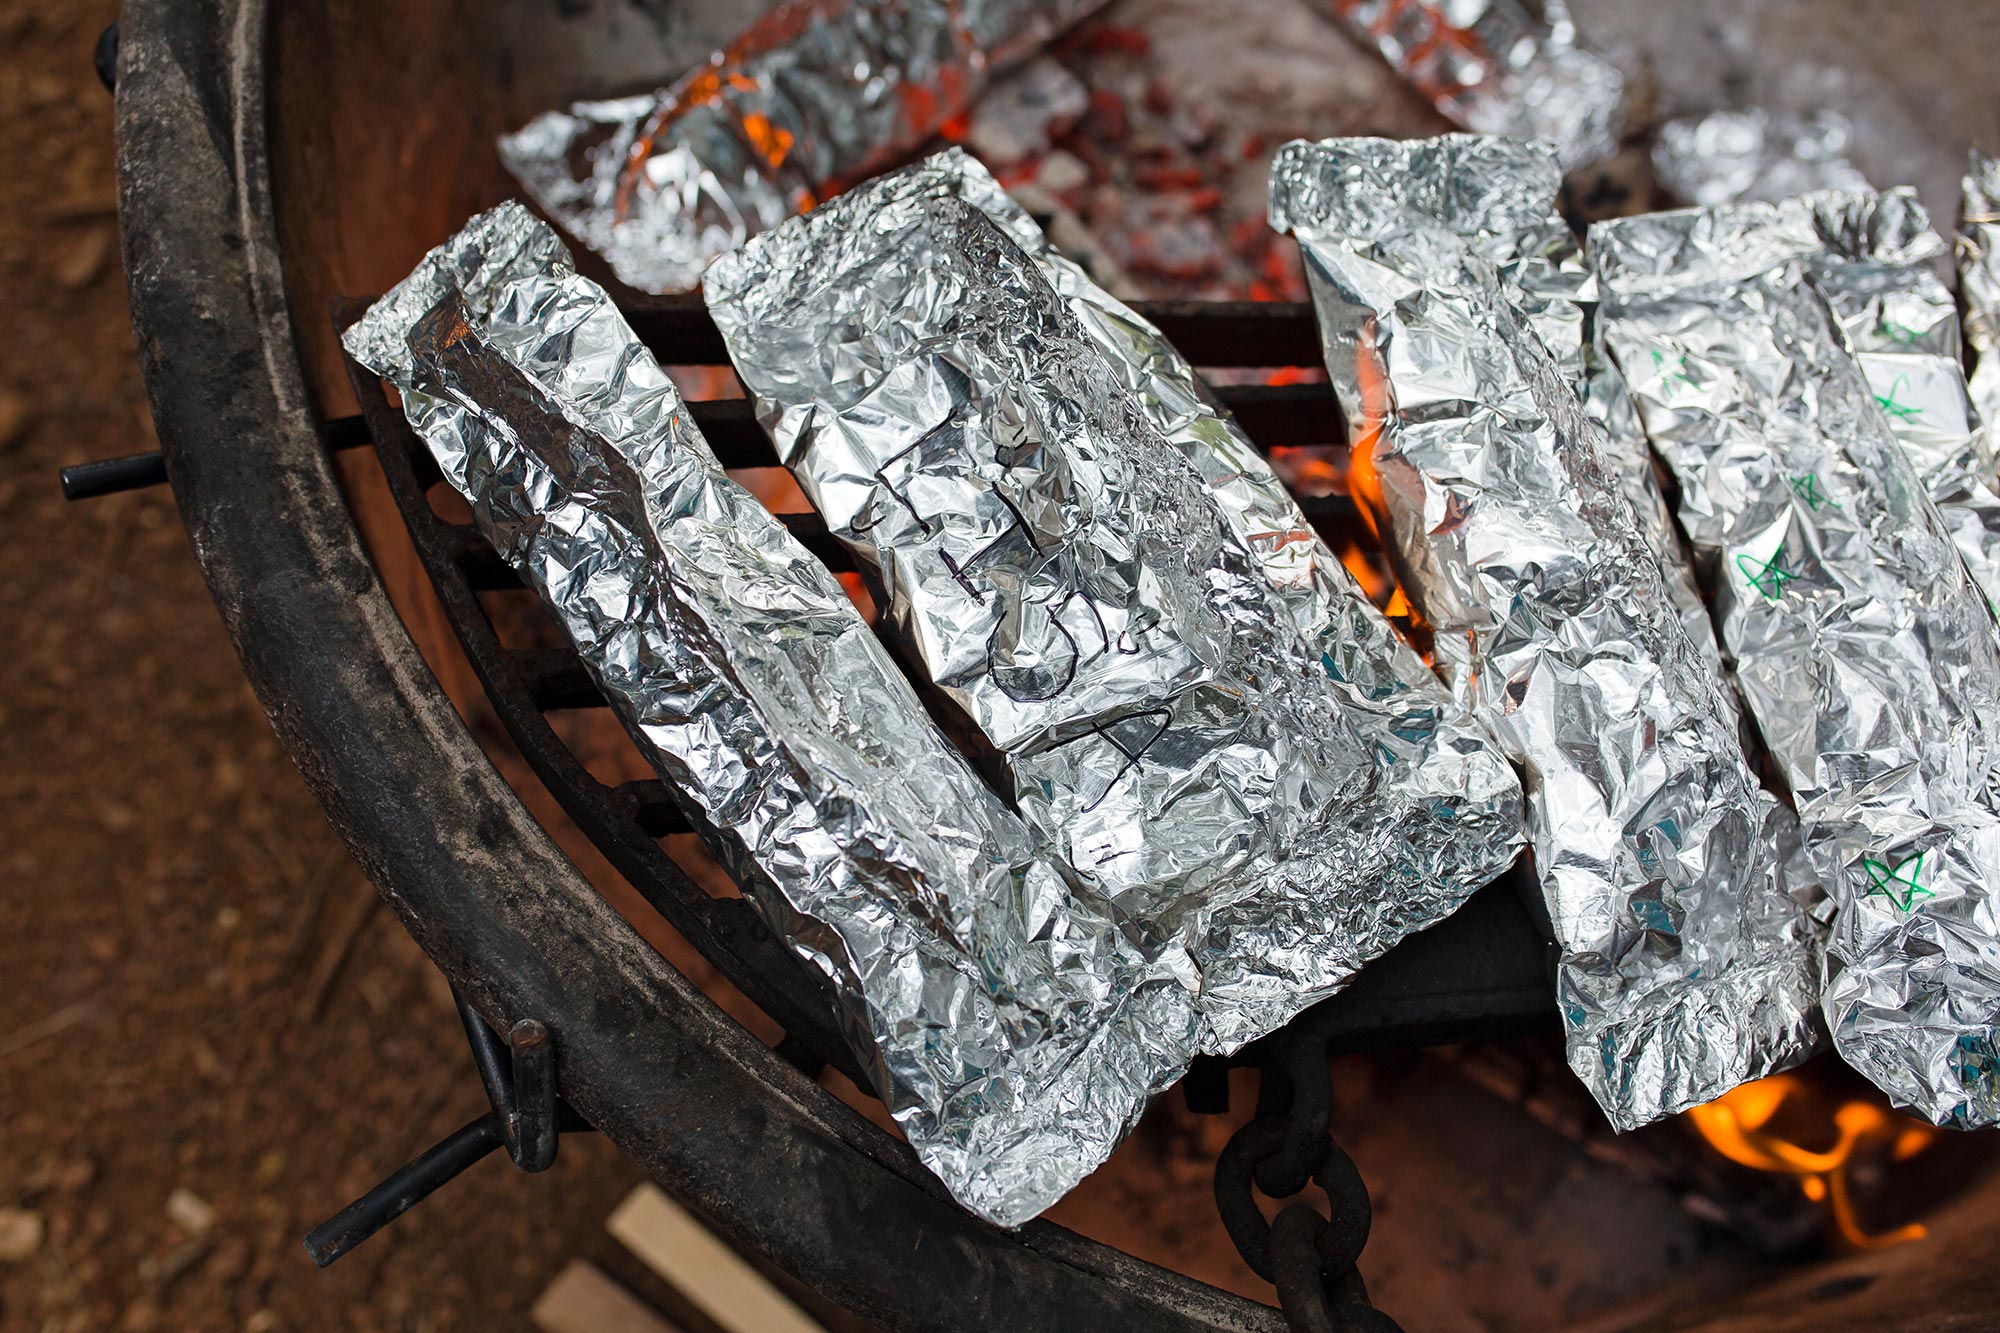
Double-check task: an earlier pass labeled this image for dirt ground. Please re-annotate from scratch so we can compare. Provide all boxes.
[0,5,679,1330]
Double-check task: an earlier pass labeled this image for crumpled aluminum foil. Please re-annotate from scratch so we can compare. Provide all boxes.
[1272,135,1824,1130]
[498,0,1103,294]
[1307,0,1624,171]
[1800,187,2000,612]
[1594,194,2000,1129]
[706,149,1524,1055]
[343,202,1205,1227]
[1962,150,2000,482]
[1652,108,1869,207]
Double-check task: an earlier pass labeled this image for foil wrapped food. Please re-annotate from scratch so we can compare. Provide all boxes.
[1800,188,2000,612]
[1306,0,1624,171]
[1593,194,2000,1128]
[499,0,1102,294]
[1271,135,1824,1129]
[1652,108,1868,207]
[343,202,1205,1226]
[1962,150,2000,469]
[706,148,1524,1054]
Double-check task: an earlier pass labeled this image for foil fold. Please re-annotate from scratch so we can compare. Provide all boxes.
[1802,188,2000,612]
[1593,192,2000,1128]
[343,202,1204,1226]
[499,0,1102,293]
[1307,0,1624,171]
[1962,150,2000,482]
[706,148,1524,1055]
[1272,135,1824,1129]
[1652,108,1868,207]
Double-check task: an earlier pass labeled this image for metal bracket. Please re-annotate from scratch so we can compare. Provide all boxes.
[301,989,589,1266]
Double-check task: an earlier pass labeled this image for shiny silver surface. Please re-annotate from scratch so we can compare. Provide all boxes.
[1802,188,2000,613]
[498,0,1100,293]
[1652,108,1868,207]
[1594,193,2000,1128]
[1308,0,1623,170]
[706,149,1524,1056]
[1273,135,1823,1130]
[1962,150,2000,486]
[343,203,1203,1227]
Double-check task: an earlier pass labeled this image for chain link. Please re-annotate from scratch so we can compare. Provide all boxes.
[1212,1037,1400,1333]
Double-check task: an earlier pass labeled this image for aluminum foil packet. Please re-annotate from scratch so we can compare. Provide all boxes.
[343,202,1204,1226]
[1307,0,1624,171]
[1652,108,1869,207]
[1802,188,2000,612]
[499,0,1103,294]
[1961,150,2000,472]
[706,149,1524,1055]
[1272,135,1824,1130]
[1593,194,2000,1128]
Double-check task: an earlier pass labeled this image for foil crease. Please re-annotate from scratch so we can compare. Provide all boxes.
[1652,108,1868,207]
[1801,188,2000,613]
[706,149,1524,1055]
[1593,194,2000,1128]
[343,202,1204,1226]
[1308,0,1624,171]
[498,0,1102,294]
[1962,151,2000,484]
[1272,135,1824,1130]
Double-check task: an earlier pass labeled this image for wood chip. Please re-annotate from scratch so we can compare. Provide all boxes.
[165,1187,214,1236]
[0,1208,43,1262]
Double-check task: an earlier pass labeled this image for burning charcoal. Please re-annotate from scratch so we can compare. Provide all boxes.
[705,148,1523,1055]
[1593,191,2000,1131]
[1272,135,1825,1131]
[497,0,1105,294]
[342,203,1203,1228]
[1300,0,1624,170]
[964,56,1090,166]
[1961,151,2000,460]
[1652,109,1869,207]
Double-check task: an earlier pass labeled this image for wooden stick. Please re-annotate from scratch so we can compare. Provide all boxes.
[532,1260,681,1333]
[609,1186,823,1333]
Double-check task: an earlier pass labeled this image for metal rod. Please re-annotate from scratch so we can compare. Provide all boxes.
[301,1115,504,1267]
[453,988,516,1124]
[60,451,167,501]
[508,1020,560,1172]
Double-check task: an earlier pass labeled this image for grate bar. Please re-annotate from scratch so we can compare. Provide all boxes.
[619,293,1327,370]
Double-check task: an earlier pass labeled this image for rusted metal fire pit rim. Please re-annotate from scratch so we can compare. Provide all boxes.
[112,1,1281,1328]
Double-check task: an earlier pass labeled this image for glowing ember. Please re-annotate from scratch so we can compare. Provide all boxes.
[1685,1073,1936,1249]
[1270,445,1345,497]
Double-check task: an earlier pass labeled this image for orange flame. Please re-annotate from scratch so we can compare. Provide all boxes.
[739,113,795,169]
[1686,1074,1936,1249]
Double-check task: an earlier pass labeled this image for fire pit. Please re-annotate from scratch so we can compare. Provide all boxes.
[99,0,2000,1328]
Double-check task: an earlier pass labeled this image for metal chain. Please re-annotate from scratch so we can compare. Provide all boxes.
[1213,1036,1401,1333]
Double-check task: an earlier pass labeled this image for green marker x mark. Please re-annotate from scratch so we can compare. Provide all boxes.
[1650,349,1697,395]
[1736,550,1797,602]
[1875,374,1923,424]
[1862,852,1933,912]
[1789,473,1831,511]
[1879,318,1924,349]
